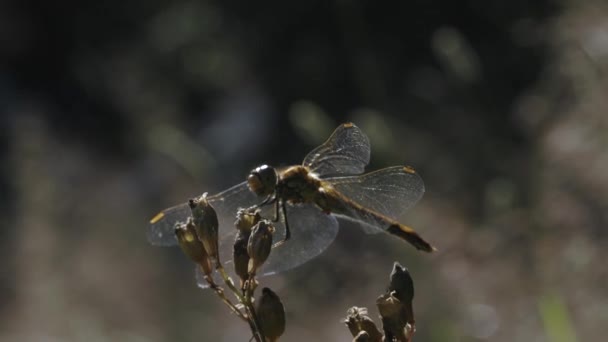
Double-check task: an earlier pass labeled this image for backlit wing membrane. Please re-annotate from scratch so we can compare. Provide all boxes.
[325,166,425,234]
[147,203,191,246]
[206,181,261,237]
[196,203,339,288]
[147,181,258,246]
[260,203,339,276]
[302,123,371,177]
[150,184,340,286]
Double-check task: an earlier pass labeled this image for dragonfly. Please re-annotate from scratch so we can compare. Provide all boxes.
[148,122,434,287]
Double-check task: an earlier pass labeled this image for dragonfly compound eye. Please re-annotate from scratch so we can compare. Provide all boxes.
[247,164,277,197]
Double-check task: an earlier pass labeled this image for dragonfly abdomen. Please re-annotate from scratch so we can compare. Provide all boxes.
[386,224,435,252]
[321,189,435,252]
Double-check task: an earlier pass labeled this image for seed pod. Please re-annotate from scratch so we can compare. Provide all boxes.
[233,209,262,285]
[344,307,364,337]
[174,218,213,276]
[344,307,382,342]
[247,220,274,276]
[256,287,285,341]
[233,231,250,286]
[388,262,414,324]
[234,207,262,233]
[376,292,403,322]
[377,292,408,342]
[405,322,416,341]
[352,331,370,342]
[189,193,219,262]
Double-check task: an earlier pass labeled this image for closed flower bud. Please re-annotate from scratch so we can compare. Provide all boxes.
[388,262,414,324]
[344,307,382,342]
[189,193,219,262]
[247,220,274,276]
[256,287,285,342]
[174,218,213,276]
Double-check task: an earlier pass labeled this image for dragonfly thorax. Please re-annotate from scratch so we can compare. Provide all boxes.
[276,165,323,204]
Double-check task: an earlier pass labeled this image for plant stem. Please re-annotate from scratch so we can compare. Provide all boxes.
[215,263,265,341]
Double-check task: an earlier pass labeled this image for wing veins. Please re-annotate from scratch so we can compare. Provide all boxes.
[302,123,371,177]
[325,166,424,221]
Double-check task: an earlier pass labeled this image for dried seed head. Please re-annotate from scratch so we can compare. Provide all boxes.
[234,208,262,233]
[247,220,274,275]
[376,292,403,321]
[256,287,285,341]
[233,231,250,286]
[174,218,212,276]
[345,306,369,318]
[388,262,414,302]
[344,307,382,342]
[359,318,382,342]
[344,307,362,337]
[388,262,415,324]
[377,292,408,342]
[405,322,416,341]
[352,331,370,342]
[234,208,262,284]
[189,193,219,261]
[233,208,264,287]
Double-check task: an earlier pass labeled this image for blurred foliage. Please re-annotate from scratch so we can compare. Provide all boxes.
[2,0,608,341]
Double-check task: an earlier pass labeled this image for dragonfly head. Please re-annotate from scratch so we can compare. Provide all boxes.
[248,164,278,197]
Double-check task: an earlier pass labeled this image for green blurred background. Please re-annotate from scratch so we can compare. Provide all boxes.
[1,0,607,341]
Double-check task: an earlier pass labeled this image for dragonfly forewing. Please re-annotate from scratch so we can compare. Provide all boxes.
[302,122,371,177]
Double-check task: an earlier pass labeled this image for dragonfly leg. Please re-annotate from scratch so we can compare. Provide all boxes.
[282,200,291,241]
[253,194,276,210]
[272,198,280,222]
[272,200,290,248]
[245,194,276,213]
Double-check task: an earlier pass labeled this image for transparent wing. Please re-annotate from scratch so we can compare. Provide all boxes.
[260,203,339,276]
[196,203,339,289]
[302,123,371,177]
[147,203,191,246]
[325,166,425,234]
[207,181,261,239]
[147,181,258,246]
